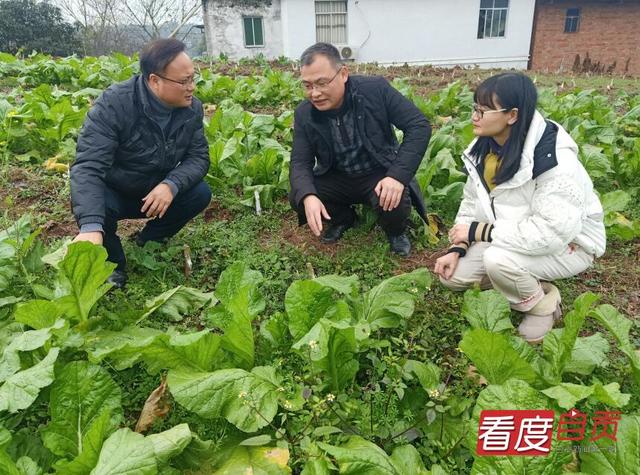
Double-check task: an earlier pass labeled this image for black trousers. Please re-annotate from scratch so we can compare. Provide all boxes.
[103,181,211,270]
[296,168,411,236]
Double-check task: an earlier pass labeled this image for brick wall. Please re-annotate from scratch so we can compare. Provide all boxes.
[530,0,640,75]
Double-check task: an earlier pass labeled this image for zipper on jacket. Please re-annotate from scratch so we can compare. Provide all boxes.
[335,115,351,146]
[490,197,496,219]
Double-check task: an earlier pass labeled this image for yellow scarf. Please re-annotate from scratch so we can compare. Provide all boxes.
[483,152,500,191]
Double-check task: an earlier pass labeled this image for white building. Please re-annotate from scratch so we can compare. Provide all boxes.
[203,0,536,69]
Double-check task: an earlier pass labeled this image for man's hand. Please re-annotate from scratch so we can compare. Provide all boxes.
[434,252,460,280]
[141,183,174,218]
[303,195,331,237]
[73,232,103,246]
[374,177,405,212]
[448,223,470,245]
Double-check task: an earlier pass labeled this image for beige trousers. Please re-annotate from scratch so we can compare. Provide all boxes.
[440,243,594,311]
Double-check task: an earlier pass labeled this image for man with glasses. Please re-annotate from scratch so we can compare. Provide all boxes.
[70,38,211,288]
[290,43,431,256]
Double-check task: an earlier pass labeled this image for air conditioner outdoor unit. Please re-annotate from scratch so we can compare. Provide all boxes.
[339,45,358,61]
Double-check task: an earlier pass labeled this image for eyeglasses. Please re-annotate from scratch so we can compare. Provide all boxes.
[155,73,199,88]
[302,67,343,93]
[472,103,508,119]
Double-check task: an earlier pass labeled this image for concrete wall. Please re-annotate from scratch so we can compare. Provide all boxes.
[342,0,534,68]
[204,0,536,69]
[531,0,640,75]
[203,0,284,59]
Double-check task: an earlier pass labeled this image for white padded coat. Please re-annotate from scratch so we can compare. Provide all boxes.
[456,110,606,257]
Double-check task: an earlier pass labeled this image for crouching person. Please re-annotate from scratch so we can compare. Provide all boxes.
[70,38,211,288]
[434,73,605,343]
[289,43,431,256]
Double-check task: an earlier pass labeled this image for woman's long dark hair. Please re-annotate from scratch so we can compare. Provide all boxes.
[470,73,538,185]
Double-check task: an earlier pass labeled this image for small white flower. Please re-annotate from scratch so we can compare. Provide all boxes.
[283,400,292,410]
[326,393,336,402]
[428,389,440,398]
[276,386,285,392]
[308,340,318,350]
[238,391,248,399]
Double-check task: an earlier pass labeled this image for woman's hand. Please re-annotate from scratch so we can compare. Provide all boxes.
[448,223,470,245]
[434,252,460,280]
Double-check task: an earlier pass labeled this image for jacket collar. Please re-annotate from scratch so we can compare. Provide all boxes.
[463,110,574,190]
[135,74,196,129]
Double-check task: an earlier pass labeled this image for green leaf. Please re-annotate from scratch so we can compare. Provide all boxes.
[285,280,337,340]
[90,429,156,475]
[319,437,403,474]
[167,366,280,432]
[469,379,572,475]
[589,304,640,386]
[141,330,224,374]
[0,297,21,308]
[169,434,214,472]
[86,327,164,370]
[42,361,122,459]
[55,242,116,322]
[0,347,59,413]
[207,262,265,368]
[0,215,31,260]
[461,289,513,333]
[140,286,215,323]
[403,360,441,392]
[600,190,630,213]
[579,415,640,474]
[313,275,359,296]
[579,144,613,179]
[214,445,290,474]
[564,333,610,375]
[292,319,359,392]
[389,445,428,474]
[459,328,538,385]
[16,456,40,475]
[590,382,631,408]
[239,435,272,446]
[214,261,264,317]
[14,300,64,330]
[0,321,63,383]
[146,424,192,465]
[0,449,20,475]
[541,383,594,410]
[52,409,114,475]
[542,292,599,381]
[362,268,431,330]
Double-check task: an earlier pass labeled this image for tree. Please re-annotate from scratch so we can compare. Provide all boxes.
[122,0,201,41]
[55,0,136,56]
[0,0,80,55]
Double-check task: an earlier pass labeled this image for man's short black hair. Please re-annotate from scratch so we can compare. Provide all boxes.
[140,38,187,79]
[300,42,342,69]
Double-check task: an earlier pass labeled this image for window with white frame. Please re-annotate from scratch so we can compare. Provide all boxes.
[243,16,264,47]
[315,1,347,44]
[564,8,580,33]
[477,0,509,39]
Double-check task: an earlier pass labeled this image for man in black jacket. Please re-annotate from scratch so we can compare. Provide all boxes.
[290,43,431,256]
[70,38,211,288]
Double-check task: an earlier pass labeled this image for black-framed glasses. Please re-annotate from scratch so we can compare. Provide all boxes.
[302,66,343,92]
[472,103,508,119]
[154,73,199,88]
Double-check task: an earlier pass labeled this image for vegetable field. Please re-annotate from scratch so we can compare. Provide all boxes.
[0,53,639,474]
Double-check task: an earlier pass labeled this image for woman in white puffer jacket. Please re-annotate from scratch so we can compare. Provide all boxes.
[434,73,606,343]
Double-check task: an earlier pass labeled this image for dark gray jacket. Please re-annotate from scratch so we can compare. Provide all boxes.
[71,75,209,227]
[289,75,431,219]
